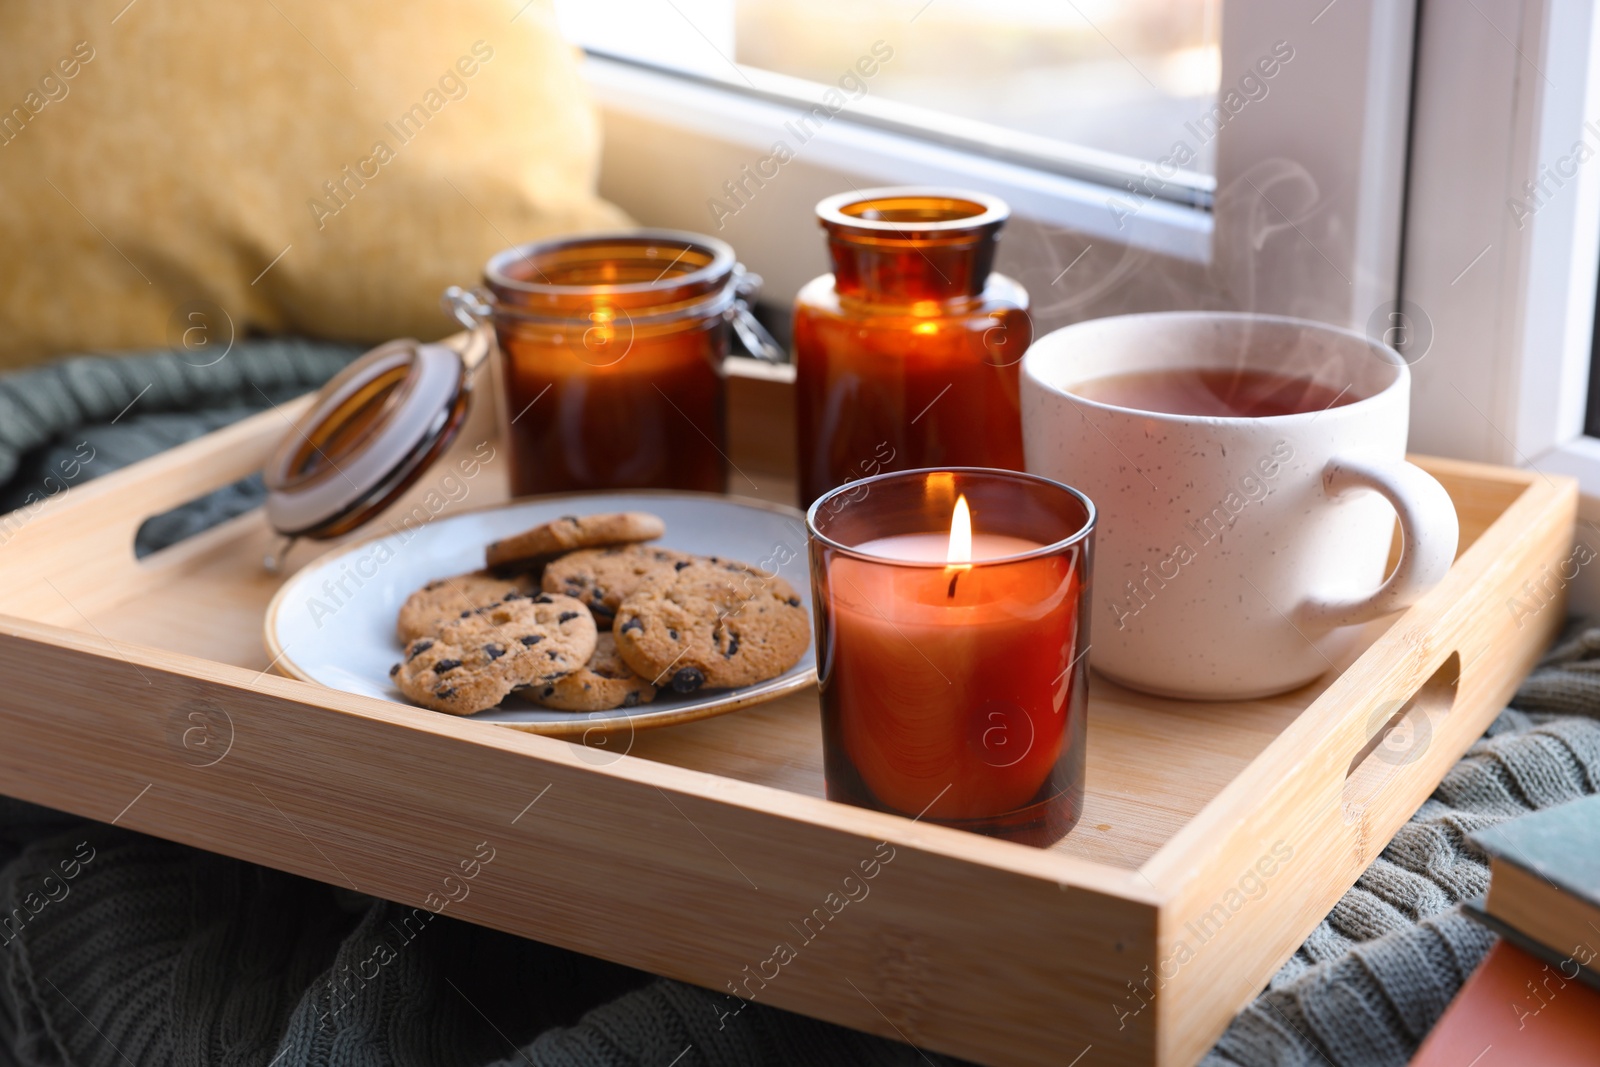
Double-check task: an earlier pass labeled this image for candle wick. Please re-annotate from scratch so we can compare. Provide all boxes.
[947,571,960,598]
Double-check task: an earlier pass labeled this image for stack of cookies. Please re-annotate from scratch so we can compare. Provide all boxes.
[390,512,811,716]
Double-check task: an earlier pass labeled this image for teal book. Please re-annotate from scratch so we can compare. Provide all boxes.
[1466,794,1600,990]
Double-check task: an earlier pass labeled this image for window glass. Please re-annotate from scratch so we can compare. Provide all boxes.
[555,0,1222,177]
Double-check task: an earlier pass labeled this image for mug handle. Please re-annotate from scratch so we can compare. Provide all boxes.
[1294,457,1460,627]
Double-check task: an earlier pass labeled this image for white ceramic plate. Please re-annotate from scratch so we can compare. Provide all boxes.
[264,491,815,735]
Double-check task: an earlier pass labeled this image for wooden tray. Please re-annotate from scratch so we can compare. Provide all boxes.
[0,361,1576,1067]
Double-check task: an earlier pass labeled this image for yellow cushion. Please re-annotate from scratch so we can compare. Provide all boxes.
[0,0,628,368]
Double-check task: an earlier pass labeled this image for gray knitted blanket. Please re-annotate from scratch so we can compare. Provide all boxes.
[1,342,1597,1067]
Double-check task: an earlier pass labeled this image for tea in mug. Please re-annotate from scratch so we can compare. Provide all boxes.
[1072,368,1357,418]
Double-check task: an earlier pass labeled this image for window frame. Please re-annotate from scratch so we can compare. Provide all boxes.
[580,53,1214,275]
[1401,0,1600,610]
[581,47,1217,210]
[1403,0,1600,477]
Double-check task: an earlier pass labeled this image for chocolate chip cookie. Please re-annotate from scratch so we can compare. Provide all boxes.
[530,633,658,712]
[540,544,694,628]
[486,512,666,571]
[392,594,598,715]
[396,569,538,644]
[612,560,810,694]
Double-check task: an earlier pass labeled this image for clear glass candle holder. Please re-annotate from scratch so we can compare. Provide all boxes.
[806,467,1095,846]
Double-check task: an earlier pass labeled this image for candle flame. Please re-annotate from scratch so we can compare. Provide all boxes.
[947,495,972,566]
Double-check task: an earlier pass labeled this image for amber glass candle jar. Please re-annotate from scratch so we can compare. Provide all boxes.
[793,188,1032,505]
[807,467,1093,846]
[467,231,747,496]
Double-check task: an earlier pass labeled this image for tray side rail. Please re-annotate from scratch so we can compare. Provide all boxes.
[1138,459,1577,1066]
[0,621,1161,1067]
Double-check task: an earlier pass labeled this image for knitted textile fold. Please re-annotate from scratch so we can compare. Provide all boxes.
[0,340,361,555]
[1201,682,1600,1066]
[1,341,1597,1066]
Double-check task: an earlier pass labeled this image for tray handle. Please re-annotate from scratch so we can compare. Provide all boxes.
[1339,650,1461,831]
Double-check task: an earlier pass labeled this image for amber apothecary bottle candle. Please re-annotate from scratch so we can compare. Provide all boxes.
[457,231,755,497]
[793,188,1032,505]
[806,467,1094,846]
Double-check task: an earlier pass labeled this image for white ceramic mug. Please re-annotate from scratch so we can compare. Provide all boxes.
[1020,312,1459,699]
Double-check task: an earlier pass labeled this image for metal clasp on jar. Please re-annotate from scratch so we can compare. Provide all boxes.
[727,265,787,363]
[441,286,497,373]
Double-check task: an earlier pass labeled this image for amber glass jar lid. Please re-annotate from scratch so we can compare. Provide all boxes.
[261,331,482,551]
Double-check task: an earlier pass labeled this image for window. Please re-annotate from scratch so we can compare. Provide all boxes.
[555,0,1219,203]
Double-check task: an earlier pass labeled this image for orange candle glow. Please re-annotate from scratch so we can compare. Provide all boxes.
[809,471,1094,843]
[482,233,732,496]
